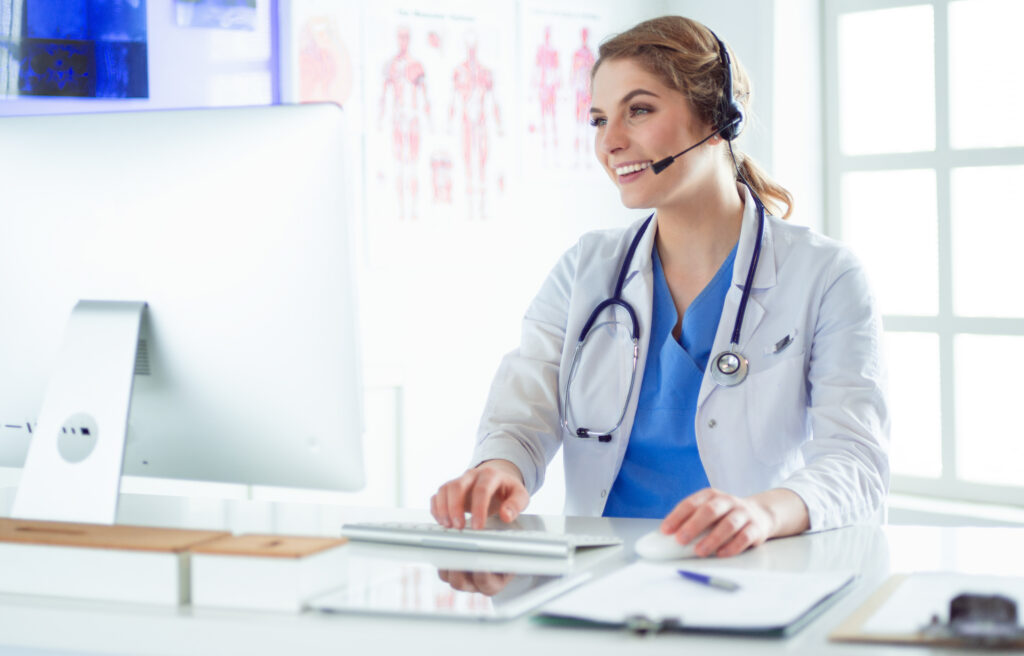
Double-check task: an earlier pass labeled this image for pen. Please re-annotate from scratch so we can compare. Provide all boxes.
[677,569,741,592]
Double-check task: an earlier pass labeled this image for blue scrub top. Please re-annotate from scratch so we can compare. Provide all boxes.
[603,242,737,519]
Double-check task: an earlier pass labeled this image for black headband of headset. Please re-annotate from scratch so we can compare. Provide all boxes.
[708,30,745,141]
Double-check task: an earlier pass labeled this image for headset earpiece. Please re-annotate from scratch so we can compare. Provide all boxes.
[710,32,744,141]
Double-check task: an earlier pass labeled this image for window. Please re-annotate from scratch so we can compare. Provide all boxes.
[825,0,1024,506]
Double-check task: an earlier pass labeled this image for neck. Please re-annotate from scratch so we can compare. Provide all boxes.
[655,177,745,276]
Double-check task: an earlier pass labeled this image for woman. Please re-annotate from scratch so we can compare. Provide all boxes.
[431,16,888,558]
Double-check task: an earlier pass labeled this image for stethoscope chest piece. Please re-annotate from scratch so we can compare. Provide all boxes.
[710,347,749,387]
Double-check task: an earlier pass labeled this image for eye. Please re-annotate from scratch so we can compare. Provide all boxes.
[589,116,606,128]
[629,104,653,118]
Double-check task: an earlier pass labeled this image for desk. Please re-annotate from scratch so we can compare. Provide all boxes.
[1,489,1022,656]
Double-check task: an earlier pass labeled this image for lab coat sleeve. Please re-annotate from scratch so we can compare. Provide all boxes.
[779,250,890,531]
[468,244,578,494]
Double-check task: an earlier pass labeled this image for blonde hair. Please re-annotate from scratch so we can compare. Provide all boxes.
[593,16,793,219]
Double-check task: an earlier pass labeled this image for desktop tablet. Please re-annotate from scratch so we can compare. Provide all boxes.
[307,559,592,621]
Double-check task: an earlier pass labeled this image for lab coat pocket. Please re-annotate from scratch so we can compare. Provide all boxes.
[742,352,808,466]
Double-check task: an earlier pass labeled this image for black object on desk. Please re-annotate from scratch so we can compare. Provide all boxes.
[923,593,1024,647]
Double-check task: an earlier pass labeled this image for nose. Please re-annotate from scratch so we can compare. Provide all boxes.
[597,117,627,156]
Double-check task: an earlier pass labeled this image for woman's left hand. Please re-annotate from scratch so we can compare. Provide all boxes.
[660,487,810,558]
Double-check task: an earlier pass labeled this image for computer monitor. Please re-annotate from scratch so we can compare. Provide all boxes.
[0,104,365,523]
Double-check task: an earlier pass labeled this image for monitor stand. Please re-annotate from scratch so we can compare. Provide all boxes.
[11,300,146,524]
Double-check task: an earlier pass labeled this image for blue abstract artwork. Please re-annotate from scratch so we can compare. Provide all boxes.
[18,38,96,96]
[1,0,148,98]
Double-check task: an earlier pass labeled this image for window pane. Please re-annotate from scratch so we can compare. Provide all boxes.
[885,332,941,478]
[949,0,1024,149]
[951,165,1024,317]
[955,334,1024,486]
[838,6,934,155]
[841,170,938,315]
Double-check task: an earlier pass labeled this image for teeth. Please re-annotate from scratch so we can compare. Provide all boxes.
[615,161,651,176]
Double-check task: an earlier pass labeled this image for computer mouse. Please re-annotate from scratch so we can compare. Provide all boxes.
[634,529,708,560]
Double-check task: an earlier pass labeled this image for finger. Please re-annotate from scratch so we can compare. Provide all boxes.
[444,474,474,530]
[497,483,529,523]
[679,494,733,542]
[715,520,761,558]
[662,488,714,534]
[434,485,455,528]
[431,482,462,525]
[469,471,503,530]
[444,570,476,592]
[438,482,462,528]
[695,509,749,557]
[472,571,512,596]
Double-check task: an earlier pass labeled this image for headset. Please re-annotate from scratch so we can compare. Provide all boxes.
[711,31,745,141]
[650,29,745,173]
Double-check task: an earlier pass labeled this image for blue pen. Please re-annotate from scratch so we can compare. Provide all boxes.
[678,569,741,592]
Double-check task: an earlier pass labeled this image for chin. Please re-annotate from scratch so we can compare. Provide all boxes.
[618,192,650,210]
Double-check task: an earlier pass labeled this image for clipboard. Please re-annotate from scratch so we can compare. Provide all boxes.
[830,573,1024,648]
[535,562,856,636]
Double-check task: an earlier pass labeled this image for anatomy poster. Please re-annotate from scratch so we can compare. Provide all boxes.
[364,2,514,226]
[520,1,610,172]
[279,0,366,264]
[281,0,361,112]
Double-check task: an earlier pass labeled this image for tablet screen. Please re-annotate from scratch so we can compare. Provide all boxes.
[308,559,590,621]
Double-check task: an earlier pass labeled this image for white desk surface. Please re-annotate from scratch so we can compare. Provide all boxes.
[1,489,1022,656]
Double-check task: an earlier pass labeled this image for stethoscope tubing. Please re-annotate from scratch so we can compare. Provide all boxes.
[729,196,765,347]
[560,194,766,440]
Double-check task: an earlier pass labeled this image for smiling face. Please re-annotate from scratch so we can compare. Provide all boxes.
[590,58,719,211]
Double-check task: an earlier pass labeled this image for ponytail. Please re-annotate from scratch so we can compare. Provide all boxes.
[736,152,793,219]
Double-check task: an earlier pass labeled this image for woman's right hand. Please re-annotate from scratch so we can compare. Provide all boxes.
[430,460,530,530]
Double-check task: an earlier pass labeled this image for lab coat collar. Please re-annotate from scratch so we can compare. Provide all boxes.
[620,184,777,294]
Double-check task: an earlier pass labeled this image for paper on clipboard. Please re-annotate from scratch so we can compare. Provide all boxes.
[539,562,856,634]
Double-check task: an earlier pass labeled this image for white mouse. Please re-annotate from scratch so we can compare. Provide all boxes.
[634,529,709,560]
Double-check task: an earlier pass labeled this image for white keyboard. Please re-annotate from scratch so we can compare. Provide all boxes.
[341,521,622,558]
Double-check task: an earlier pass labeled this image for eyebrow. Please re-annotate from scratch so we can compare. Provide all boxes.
[590,88,661,114]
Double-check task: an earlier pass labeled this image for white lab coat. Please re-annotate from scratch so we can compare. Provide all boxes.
[471,186,889,531]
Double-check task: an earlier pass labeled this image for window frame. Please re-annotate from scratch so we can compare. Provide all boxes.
[824,0,1024,507]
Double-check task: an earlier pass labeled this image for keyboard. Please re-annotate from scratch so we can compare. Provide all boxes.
[340,521,623,558]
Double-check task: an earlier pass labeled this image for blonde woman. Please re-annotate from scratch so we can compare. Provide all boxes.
[432,16,888,558]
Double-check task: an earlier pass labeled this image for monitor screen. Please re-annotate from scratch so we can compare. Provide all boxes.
[0,104,365,507]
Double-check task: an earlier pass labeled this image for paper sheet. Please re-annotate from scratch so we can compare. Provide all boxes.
[540,562,855,631]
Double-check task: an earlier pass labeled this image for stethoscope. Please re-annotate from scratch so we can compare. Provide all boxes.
[559,192,766,442]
